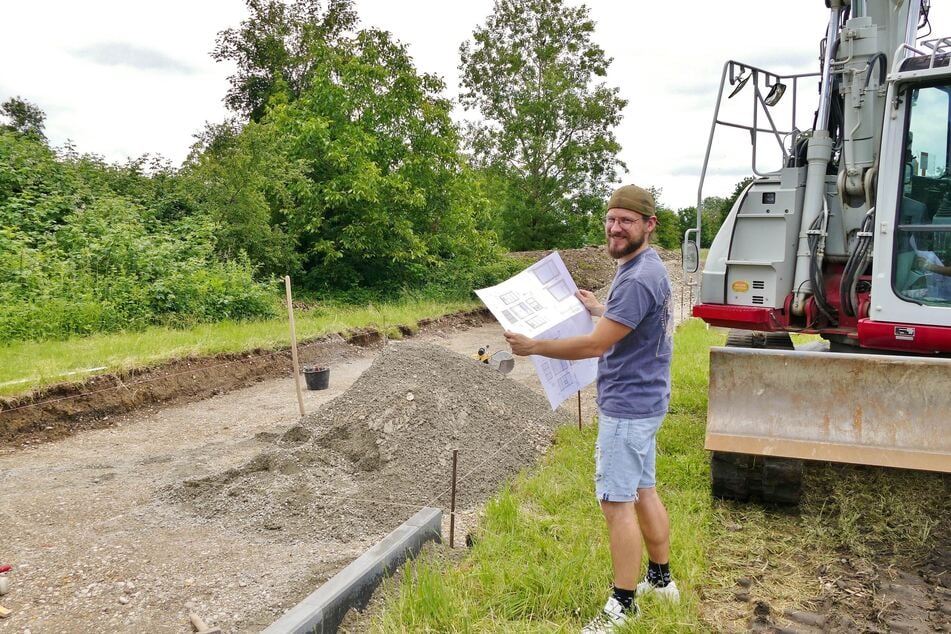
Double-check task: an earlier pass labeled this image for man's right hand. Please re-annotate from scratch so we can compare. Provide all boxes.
[576,289,604,317]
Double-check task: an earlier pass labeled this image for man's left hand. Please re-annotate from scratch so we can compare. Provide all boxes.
[504,330,535,356]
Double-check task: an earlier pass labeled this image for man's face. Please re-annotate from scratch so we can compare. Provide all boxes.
[604,207,651,259]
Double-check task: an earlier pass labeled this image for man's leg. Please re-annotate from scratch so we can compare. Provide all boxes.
[600,500,642,590]
[634,486,679,600]
[634,487,670,565]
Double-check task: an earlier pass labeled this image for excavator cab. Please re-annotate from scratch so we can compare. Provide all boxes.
[889,82,951,306]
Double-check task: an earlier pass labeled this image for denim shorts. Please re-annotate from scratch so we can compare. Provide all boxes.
[595,412,666,503]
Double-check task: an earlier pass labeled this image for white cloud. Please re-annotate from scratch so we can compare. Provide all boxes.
[74,42,196,74]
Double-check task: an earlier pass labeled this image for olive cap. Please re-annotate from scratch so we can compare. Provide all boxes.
[607,184,655,217]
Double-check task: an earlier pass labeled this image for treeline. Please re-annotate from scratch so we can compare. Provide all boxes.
[0,0,737,344]
[651,179,753,251]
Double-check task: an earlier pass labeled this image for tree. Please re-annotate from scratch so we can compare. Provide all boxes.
[267,29,499,289]
[1,96,47,141]
[201,24,507,291]
[653,206,681,249]
[183,120,302,279]
[459,0,626,250]
[212,0,358,122]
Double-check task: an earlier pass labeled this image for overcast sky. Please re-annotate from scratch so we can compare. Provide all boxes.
[1,1,946,210]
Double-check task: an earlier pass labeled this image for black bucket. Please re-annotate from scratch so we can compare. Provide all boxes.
[302,366,330,390]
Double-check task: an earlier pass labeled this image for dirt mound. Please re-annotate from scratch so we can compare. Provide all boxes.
[510,245,617,291]
[512,245,683,293]
[171,341,566,542]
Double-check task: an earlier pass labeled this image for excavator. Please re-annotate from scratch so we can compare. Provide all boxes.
[684,0,951,503]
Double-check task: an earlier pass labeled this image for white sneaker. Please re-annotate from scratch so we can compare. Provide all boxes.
[581,596,636,633]
[635,577,680,602]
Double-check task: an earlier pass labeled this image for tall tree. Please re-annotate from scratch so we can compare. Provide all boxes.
[459,0,626,250]
[267,30,500,289]
[1,96,47,141]
[212,0,358,121]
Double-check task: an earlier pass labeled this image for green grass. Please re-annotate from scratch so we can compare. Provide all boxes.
[0,297,480,397]
[370,320,951,632]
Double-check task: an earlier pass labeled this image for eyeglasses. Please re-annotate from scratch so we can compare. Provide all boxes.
[603,215,642,229]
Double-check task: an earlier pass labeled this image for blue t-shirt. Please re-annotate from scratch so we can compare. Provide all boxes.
[596,248,673,418]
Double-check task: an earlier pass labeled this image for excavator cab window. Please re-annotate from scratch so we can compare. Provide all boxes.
[894,84,951,305]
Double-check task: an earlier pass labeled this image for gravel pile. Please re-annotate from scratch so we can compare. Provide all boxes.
[172,341,567,543]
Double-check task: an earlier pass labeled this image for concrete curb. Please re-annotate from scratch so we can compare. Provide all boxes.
[262,507,442,634]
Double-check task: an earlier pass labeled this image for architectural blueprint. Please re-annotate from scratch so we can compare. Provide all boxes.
[476,252,598,410]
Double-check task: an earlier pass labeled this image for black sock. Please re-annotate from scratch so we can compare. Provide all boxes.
[646,560,671,587]
[612,586,636,612]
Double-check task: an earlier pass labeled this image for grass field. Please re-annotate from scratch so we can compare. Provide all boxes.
[0,297,481,397]
[369,320,950,633]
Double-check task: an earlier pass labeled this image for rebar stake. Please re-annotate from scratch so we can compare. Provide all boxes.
[577,391,582,430]
[449,448,458,548]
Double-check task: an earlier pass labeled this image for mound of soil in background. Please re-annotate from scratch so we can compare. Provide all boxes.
[510,245,617,291]
[171,341,567,542]
[512,246,690,317]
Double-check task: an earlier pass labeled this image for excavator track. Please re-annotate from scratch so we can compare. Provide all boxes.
[710,329,804,505]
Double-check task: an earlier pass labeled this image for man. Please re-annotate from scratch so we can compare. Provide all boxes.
[504,184,678,632]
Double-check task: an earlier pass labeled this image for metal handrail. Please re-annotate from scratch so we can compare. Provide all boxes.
[892,37,951,74]
[694,59,820,238]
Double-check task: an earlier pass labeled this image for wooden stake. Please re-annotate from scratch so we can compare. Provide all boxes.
[449,448,458,548]
[577,391,582,430]
[284,276,306,418]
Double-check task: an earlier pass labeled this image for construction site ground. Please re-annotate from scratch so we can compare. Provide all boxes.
[0,247,947,633]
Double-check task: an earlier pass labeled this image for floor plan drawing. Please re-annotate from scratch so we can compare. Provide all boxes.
[476,252,599,409]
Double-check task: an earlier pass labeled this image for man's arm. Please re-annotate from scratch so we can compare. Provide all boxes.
[916,255,951,276]
[504,315,631,360]
[927,261,951,276]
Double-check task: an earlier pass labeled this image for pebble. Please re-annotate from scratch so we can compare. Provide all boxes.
[118,596,129,605]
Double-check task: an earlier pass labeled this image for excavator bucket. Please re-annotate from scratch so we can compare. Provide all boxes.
[705,346,951,473]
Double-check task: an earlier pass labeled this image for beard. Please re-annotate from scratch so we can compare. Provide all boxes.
[607,232,645,259]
